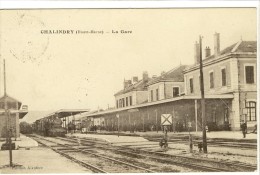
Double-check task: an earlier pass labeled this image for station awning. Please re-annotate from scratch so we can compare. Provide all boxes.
[45,109,90,119]
[81,94,234,118]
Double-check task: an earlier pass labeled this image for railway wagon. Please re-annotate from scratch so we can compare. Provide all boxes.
[33,115,66,137]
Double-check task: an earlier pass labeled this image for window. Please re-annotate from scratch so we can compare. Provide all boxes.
[116,100,119,108]
[209,72,214,89]
[221,68,226,86]
[189,78,194,93]
[151,90,154,101]
[246,101,256,121]
[173,87,179,97]
[126,97,128,106]
[156,89,159,101]
[122,98,125,107]
[245,66,254,84]
[129,96,132,106]
[119,99,122,108]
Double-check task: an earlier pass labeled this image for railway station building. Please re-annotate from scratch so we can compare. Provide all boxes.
[147,65,188,102]
[78,33,257,132]
[115,72,150,108]
[184,33,257,130]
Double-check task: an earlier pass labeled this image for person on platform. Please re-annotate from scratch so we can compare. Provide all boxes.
[241,121,247,138]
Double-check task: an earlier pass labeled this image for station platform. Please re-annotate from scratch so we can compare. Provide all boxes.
[0,134,38,150]
[0,143,90,173]
[68,130,257,144]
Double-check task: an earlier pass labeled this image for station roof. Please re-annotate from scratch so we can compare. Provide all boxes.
[184,40,257,73]
[147,65,188,86]
[114,79,151,96]
[0,95,22,109]
[44,109,90,119]
[81,94,234,118]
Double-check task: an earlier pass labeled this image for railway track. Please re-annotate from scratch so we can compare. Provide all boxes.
[29,135,155,173]
[56,136,257,172]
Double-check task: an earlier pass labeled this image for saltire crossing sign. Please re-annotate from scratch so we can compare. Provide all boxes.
[161,114,173,125]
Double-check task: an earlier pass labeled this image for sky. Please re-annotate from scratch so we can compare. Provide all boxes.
[0,8,257,112]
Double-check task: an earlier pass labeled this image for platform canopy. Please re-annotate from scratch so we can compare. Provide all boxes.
[44,109,90,119]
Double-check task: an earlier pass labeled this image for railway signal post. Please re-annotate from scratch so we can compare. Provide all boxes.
[188,121,193,153]
[160,114,172,150]
[116,114,119,137]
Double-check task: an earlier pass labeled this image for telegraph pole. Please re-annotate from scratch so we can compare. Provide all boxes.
[4,59,13,166]
[199,36,207,153]
[4,59,6,96]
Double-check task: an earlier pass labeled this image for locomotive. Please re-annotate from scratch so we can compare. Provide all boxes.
[33,115,66,137]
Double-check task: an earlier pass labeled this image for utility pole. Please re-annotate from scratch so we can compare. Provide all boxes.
[3,59,13,166]
[199,36,207,153]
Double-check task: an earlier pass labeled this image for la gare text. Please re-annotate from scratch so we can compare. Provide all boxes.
[111,30,132,34]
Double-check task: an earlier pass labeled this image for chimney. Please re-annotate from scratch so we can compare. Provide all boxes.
[205,46,211,58]
[132,76,138,84]
[214,32,220,57]
[124,79,131,89]
[124,80,128,89]
[194,41,200,64]
[127,80,132,86]
[143,71,149,83]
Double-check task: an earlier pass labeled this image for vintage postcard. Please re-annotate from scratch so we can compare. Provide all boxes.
[0,1,258,174]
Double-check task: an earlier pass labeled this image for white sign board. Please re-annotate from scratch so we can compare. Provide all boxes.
[161,114,172,125]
